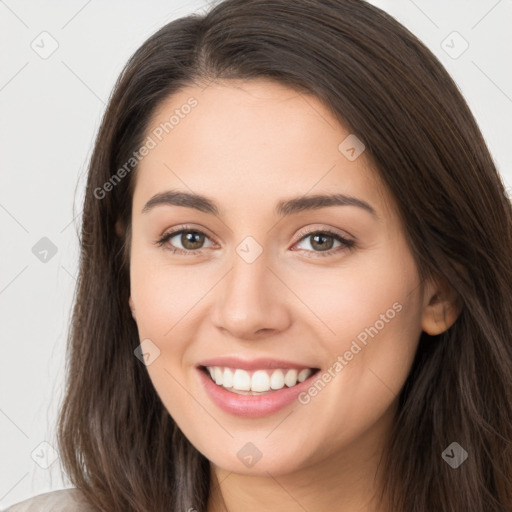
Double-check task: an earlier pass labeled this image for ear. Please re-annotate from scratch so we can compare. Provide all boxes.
[421,274,462,335]
[129,296,136,321]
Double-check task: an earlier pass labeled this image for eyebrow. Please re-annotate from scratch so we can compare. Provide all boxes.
[141,190,378,219]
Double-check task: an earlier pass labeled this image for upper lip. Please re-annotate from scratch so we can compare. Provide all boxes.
[197,356,318,371]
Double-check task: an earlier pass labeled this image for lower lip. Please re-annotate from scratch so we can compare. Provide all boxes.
[197,367,319,418]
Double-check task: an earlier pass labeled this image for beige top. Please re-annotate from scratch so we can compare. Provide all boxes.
[3,488,95,512]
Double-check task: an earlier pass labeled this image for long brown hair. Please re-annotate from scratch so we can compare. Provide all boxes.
[56,1,512,510]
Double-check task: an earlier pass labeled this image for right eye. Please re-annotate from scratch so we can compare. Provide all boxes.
[155,226,216,255]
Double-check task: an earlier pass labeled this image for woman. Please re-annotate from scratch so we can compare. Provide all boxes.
[7,0,512,510]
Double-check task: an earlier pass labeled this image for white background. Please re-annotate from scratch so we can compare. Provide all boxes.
[1,0,511,508]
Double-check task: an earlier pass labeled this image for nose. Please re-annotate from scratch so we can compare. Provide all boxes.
[210,246,291,340]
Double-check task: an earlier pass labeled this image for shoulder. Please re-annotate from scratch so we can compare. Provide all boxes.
[3,488,96,512]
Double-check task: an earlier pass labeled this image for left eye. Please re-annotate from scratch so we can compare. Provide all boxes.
[293,230,354,256]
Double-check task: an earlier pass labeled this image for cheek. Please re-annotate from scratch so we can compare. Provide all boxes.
[294,244,423,393]
[285,253,423,452]
[129,254,203,421]
[292,251,420,346]
[129,251,214,403]
[129,250,204,338]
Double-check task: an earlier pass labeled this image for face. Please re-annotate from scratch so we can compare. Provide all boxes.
[127,79,429,476]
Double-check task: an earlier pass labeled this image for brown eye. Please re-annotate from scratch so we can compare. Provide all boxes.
[308,233,335,251]
[155,228,214,254]
[293,229,355,257]
[178,231,206,250]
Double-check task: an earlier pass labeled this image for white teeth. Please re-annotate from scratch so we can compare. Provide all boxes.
[223,368,233,388]
[284,369,298,387]
[232,369,251,390]
[298,369,312,382]
[205,366,315,393]
[214,366,223,385]
[251,370,270,392]
[270,369,285,390]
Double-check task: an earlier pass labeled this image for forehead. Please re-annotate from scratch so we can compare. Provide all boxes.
[132,79,394,221]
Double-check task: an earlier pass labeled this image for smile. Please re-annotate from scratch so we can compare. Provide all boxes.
[197,364,321,418]
[202,366,318,394]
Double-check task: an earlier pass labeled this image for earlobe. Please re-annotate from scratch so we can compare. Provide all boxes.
[129,296,136,321]
[421,276,462,335]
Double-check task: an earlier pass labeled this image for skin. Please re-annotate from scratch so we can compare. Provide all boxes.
[126,79,460,512]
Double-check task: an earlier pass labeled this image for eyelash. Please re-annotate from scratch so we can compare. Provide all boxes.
[154,224,355,258]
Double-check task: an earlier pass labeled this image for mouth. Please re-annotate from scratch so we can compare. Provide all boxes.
[198,365,321,395]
